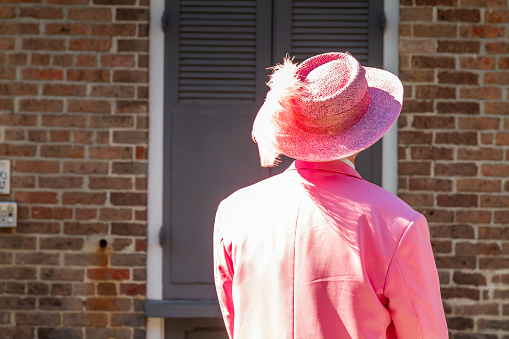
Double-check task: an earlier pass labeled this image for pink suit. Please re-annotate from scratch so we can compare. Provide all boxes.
[214,160,448,338]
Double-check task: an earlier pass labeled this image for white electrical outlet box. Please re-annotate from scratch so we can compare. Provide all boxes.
[0,202,16,227]
[0,160,10,195]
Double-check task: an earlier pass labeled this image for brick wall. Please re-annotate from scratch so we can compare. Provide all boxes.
[399,0,509,337]
[0,0,148,338]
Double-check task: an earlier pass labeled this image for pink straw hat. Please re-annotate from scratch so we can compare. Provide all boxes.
[252,52,403,167]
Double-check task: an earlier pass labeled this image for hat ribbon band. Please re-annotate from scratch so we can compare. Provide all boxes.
[292,90,370,135]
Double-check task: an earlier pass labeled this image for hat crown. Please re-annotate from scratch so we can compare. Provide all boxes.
[296,52,368,119]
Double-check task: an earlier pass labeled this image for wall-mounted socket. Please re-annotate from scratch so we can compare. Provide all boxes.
[0,202,16,227]
[0,160,10,195]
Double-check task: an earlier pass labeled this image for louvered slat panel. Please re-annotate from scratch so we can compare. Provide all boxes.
[179,0,257,101]
[291,0,370,63]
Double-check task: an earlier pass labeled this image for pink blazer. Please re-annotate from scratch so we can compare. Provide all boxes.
[214,160,448,338]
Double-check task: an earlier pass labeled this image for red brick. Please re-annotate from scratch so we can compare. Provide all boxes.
[89,146,132,159]
[412,116,455,129]
[110,312,144,326]
[497,133,509,145]
[111,223,146,236]
[45,23,88,35]
[486,42,509,54]
[91,117,134,130]
[20,6,62,19]
[16,312,60,326]
[485,9,509,22]
[437,194,478,207]
[458,117,499,130]
[481,195,509,207]
[97,283,117,296]
[64,222,108,235]
[416,85,456,99]
[0,82,37,96]
[41,145,84,158]
[435,132,478,145]
[460,0,506,6]
[53,207,73,220]
[17,221,60,234]
[64,253,104,266]
[482,164,509,176]
[30,53,50,66]
[22,38,65,50]
[477,319,509,331]
[22,68,63,80]
[0,23,39,34]
[67,69,110,82]
[39,176,82,189]
[32,206,52,219]
[112,162,147,175]
[68,100,111,113]
[456,210,492,223]
[438,8,480,22]
[52,54,73,66]
[457,179,501,192]
[484,72,509,85]
[438,71,478,85]
[398,193,433,207]
[0,267,36,279]
[485,101,509,114]
[460,56,495,69]
[42,114,87,127]
[39,297,83,311]
[63,312,108,327]
[398,161,431,175]
[87,269,130,281]
[40,237,84,250]
[499,57,509,69]
[410,146,453,160]
[0,67,15,80]
[460,25,505,38]
[435,163,478,176]
[416,0,457,4]
[49,130,70,142]
[436,257,477,269]
[457,147,502,160]
[112,239,132,251]
[40,268,84,281]
[68,8,112,21]
[135,146,147,160]
[414,24,457,38]
[412,56,455,69]
[62,192,106,205]
[456,242,500,256]
[90,85,136,98]
[409,178,452,191]
[460,87,501,99]
[75,208,97,220]
[135,177,147,190]
[15,191,57,204]
[116,8,148,21]
[18,99,62,112]
[447,317,474,330]
[38,328,83,339]
[400,7,433,21]
[117,39,148,52]
[69,38,112,52]
[0,297,35,310]
[480,258,509,270]
[63,161,108,174]
[0,39,14,50]
[85,328,131,339]
[51,283,72,296]
[76,54,97,67]
[113,70,148,83]
[135,239,147,251]
[0,6,15,18]
[92,24,136,36]
[15,160,59,173]
[399,40,435,54]
[43,84,87,97]
[111,253,145,266]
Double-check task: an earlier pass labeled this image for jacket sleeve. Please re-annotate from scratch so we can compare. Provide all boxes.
[384,213,449,339]
[213,205,235,338]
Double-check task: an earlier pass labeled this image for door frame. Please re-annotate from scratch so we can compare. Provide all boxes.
[146,0,401,337]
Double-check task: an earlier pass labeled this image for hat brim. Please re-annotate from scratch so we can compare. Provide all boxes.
[254,67,403,163]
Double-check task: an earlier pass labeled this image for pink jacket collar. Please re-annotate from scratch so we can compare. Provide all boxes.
[286,160,364,181]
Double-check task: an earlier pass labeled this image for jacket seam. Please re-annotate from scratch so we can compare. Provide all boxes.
[383,213,425,338]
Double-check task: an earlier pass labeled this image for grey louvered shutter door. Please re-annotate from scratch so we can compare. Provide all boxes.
[271,0,385,182]
[163,0,272,300]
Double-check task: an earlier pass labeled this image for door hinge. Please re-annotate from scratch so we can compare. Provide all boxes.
[381,12,387,32]
[159,226,166,247]
[161,11,169,32]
